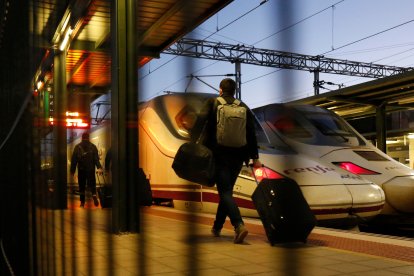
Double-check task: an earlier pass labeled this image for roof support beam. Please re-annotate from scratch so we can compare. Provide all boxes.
[137,0,189,47]
[165,38,412,78]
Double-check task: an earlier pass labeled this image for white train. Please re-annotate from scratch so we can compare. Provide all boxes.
[253,103,414,221]
[68,93,385,227]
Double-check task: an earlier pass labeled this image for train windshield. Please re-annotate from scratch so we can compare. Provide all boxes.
[253,117,294,152]
[295,105,366,145]
[262,104,366,146]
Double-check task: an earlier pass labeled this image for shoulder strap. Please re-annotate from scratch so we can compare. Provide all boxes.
[233,99,241,106]
[217,97,227,105]
[78,144,84,155]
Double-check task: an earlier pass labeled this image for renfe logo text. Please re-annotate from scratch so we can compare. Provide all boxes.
[284,165,335,175]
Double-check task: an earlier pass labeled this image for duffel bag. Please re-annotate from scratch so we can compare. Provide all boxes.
[172,142,215,186]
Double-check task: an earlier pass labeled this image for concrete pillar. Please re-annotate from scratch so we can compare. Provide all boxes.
[409,137,414,169]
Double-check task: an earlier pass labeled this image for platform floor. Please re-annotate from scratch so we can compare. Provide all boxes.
[35,202,414,276]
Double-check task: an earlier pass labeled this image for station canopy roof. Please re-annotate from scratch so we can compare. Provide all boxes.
[32,0,233,90]
[288,70,414,120]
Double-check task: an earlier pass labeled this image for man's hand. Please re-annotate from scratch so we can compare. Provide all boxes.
[97,168,104,175]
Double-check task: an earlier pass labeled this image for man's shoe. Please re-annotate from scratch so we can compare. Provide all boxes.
[211,228,221,237]
[234,224,248,244]
[92,195,99,207]
[80,202,85,208]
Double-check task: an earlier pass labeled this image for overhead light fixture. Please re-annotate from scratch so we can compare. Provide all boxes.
[36,80,44,90]
[386,139,400,145]
[333,106,373,117]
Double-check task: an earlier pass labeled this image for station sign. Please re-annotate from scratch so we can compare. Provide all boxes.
[48,111,90,129]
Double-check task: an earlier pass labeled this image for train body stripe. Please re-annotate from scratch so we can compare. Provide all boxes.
[151,188,384,216]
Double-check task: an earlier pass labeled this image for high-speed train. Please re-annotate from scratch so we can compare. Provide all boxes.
[253,103,414,220]
[68,93,385,227]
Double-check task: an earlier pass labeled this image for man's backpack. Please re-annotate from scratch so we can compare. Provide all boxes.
[216,96,247,147]
[77,144,94,170]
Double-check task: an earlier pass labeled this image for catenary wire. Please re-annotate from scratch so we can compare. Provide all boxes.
[1,238,16,276]
[172,0,348,89]
[244,17,414,87]
[0,91,32,152]
[168,0,347,89]
[140,0,269,82]
[252,0,345,46]
[243,0,348,84]
[321,18,414,56]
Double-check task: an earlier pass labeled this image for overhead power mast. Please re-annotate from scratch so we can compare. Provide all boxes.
[164,38,412,97]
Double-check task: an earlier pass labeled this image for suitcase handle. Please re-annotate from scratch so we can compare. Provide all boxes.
[96,171,106,187]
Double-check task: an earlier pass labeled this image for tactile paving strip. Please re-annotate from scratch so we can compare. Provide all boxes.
[145,207,414,263]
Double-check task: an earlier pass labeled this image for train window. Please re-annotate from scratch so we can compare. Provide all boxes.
[353,150,390,161]
[175,106,198,138]
[263,105,312,139]
[306,113,354,137]
[272,117,312,138]
[293,105,367,146]
[304,113,368,146]
[160,94,212,139]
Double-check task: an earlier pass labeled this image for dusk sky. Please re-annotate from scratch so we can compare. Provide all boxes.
[138,0,414,108]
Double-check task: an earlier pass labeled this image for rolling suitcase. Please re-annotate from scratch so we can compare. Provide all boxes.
[96,173,112,208]
[251,177,316,245]
[138,168,153,206]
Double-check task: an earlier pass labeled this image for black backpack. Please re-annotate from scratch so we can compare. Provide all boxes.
[77,144,94,170]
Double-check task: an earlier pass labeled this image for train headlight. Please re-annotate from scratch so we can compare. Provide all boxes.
[332,162,380,175]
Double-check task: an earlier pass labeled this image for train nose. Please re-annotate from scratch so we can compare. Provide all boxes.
[301,185,353,220]
[382,176,414,213]
[301,183,385,221]
[346,184,385,217]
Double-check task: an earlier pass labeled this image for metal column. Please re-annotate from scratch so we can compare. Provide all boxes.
[235,61,241,99]
[111,0,139,233]
[52,49,68,209]
[313,69,320,95]
[376,103,387,153]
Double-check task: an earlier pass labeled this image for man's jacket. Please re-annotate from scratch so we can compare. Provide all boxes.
[70,140,102,173]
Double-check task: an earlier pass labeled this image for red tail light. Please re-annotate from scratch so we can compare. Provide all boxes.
[240,165,284,182]
[253,166,284,182]
[333,162,380,175]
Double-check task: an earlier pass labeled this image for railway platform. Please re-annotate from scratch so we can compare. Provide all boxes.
[35,202,414,276]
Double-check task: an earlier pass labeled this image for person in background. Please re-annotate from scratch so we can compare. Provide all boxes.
[70,132,103,208]
[192,78,262,244]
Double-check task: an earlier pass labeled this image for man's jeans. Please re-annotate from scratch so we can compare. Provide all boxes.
[78,169,97,203]
[213,155,244,230]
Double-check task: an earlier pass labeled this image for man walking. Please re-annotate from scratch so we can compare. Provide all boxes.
[192,78,261,243]
[70,132,103,208]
